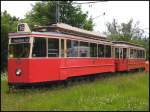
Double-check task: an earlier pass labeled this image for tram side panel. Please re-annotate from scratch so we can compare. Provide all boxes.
[115,59,128,71]
[28,58,60,83]
[60,58,115,80]
[127,59,145,70]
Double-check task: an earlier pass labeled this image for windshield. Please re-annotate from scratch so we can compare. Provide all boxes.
[9,43,30,58]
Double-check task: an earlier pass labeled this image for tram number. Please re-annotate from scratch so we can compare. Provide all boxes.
[18,24,25,31]
[11,37,29,43]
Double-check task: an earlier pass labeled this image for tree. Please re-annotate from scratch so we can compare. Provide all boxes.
[1,11,18,72]
[24,1,94,30]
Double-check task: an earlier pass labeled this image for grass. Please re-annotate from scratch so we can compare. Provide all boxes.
[1,71,149,111]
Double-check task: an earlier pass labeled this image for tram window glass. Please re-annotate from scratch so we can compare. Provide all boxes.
[61,39,64,57]
[67,40,78,57]
[48,38,59,57]
[90,43,97,57]
[140,50,142,58]
[9,43,30,58]
[115,48,119,58]
[119,48,123,58]
[137,50,140,58]
[105,45,111,57]
[98,44,104,57]
[133,49,137,58]
[79,42,90,57]
[32,37,46,57]
[142,50,144,58]
[123,48,127,58]
[130,49,134,58]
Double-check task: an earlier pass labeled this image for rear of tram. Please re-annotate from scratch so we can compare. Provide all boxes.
[113,41,146,71]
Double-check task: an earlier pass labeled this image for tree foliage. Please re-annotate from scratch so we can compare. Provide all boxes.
[23,1,94,30]
[106,19,149,60]
[1,11,18,72]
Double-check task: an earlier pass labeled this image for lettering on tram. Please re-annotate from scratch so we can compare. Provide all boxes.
[9,37,30,58]
[18,24,25,31]
[11,37,30,43]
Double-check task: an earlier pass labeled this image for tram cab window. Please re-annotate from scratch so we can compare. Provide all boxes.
[105,45,111,57]
[115,48,119,58]
[67,40,78,57]
[98,44,104,57]
[79,42,90,57]
[90,43,97,57]
[32,37,46,57]
[48,38,59,57]
[9,43,30,58]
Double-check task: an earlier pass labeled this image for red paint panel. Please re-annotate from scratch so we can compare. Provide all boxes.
[8,58,115,83]
[28,58,60,83]
[127,59,145,70]
[115,59,128,71]
[8,59,29,83]
[60,58,115,80]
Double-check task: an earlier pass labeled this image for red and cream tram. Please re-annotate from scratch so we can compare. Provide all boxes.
[112,41,146,71]
[8,23,146,87]
[8,23,115,85]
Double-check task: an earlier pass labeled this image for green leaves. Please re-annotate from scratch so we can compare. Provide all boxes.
[24,1,94,31]
[1,11,18,72]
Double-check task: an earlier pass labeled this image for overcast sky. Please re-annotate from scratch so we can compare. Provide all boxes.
[1,1,149,36]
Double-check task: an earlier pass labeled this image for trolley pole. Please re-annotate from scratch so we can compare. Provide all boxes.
[56,1,60,23]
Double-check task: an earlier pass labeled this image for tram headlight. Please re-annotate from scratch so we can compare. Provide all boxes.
[16,68,22,76]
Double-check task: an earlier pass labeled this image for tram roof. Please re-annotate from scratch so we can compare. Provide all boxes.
[33,23,107,40]
[8,31,112,45]
[112,41,145,50]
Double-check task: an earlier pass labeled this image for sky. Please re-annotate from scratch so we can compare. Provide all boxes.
[1,1,149,36]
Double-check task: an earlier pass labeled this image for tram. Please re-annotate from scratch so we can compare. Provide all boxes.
[8,23,146,87]
[112,41,146,71]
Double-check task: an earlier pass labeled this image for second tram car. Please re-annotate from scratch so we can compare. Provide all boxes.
[112,41,146,71]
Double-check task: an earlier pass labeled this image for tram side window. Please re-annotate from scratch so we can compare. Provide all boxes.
[48,38,59,57]
[119,48,123,58]
[123,48,127,58]
[134,49,137,58]
[79,42,90,57]
[142,50,145,58]
[98,44,104,57]
[32,37,46,57]
[130,49,134,58]
[61,39,64,57]
[115,48,119,58]
[67,40,78,57]
[105,45,111,57]
[90,43,97,57]
[137,50,140,58]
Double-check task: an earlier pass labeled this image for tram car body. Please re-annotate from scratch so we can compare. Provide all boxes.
[112,41,146,71]
[8,23,116,85]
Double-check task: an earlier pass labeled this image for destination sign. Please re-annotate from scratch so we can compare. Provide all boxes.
[18,24,25,31]
[11,37,30,43]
